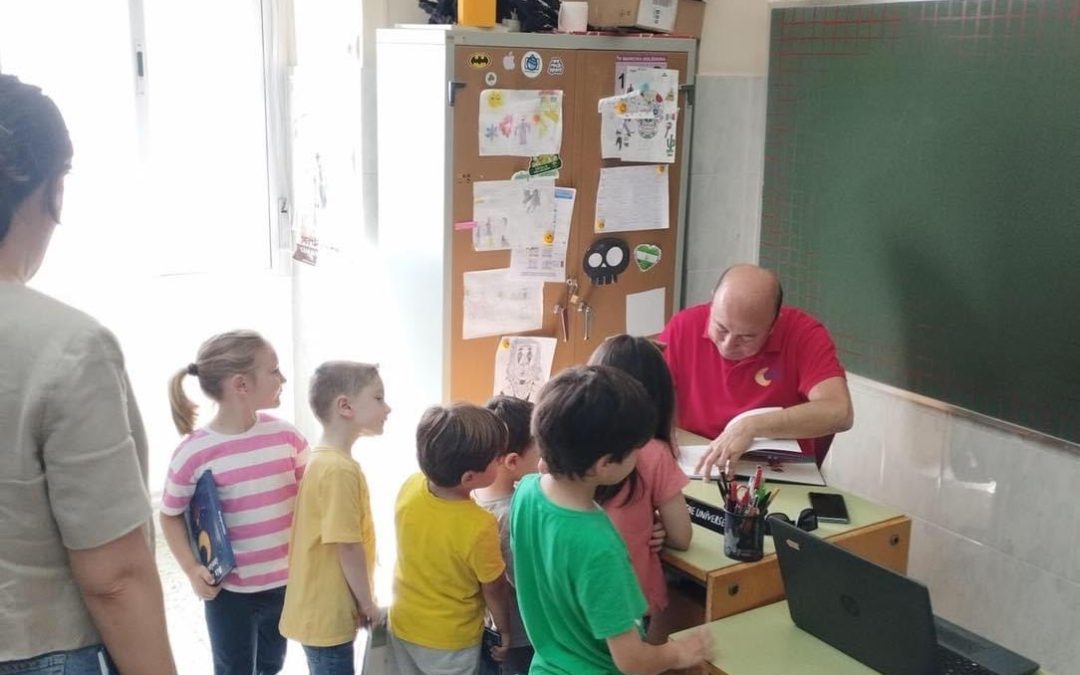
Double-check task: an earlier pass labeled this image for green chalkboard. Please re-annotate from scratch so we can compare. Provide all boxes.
[761,0,1080,445]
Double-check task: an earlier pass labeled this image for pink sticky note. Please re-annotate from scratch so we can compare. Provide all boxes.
[454,221,477,230]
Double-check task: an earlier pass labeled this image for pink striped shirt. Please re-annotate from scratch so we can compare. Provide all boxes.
[161,413,309,593]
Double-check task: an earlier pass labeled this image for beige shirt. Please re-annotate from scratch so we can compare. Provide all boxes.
[0,283,151,660]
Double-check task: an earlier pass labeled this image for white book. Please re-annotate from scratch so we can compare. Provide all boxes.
[675,408,826,486]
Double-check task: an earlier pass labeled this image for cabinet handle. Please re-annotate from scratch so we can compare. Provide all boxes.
[447,81,466,107]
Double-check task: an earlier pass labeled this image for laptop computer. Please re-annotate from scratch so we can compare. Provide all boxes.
[771,519,1039,675]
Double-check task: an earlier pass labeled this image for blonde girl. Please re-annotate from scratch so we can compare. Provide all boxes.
[159,330,309,675]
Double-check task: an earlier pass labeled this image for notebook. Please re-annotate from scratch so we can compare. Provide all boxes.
[771,519,1039,675]
[184,470,235,585]
[676,413,826,486]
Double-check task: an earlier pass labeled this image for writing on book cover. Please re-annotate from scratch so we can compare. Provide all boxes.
[185,470,235,585]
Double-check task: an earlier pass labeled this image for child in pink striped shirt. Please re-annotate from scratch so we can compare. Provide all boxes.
[160,330,309,675]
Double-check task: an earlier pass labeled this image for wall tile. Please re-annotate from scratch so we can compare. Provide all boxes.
[878,397,946,521]
[686,174,753,272]
[824,379,885,495]
[684,268,722,307]
[907,519,1079,674]
[690,76,753,177]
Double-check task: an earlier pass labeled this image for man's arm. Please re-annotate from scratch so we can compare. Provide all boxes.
[481,574,512,661]
[68,525,177,675]
[697,376,853,478]
[339,542,379,626]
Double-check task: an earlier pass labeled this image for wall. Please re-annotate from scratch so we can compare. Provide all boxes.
[687,1,1079,671]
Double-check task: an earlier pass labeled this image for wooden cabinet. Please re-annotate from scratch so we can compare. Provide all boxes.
[378,28,696,405]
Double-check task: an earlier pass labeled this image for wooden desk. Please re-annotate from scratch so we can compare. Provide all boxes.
[657,482,910,637]
[671,601,1052,675]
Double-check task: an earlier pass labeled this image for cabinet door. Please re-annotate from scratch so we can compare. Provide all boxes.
[449,46,582,403]
[566,50,689,362]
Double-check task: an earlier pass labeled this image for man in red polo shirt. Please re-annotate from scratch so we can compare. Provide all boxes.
[658,265,853,478]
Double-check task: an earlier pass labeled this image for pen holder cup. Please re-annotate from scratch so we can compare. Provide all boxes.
[723,509,766,562]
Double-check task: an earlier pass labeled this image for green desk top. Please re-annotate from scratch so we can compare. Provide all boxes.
[662,481,905,577]
[671,601,1052,675]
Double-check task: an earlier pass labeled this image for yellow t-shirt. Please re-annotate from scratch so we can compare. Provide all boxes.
[389,473,505,650]
[279,447,375,646]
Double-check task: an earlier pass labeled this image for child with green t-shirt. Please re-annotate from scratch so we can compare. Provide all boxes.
[510,365,713,674]
[279,361,390,674]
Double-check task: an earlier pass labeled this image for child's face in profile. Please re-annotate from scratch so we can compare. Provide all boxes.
[599,446,641,485]
[350,377,391,436]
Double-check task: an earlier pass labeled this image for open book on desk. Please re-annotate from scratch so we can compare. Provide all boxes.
[675,408,826,486]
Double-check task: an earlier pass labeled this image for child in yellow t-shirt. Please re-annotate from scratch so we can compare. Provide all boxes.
[279,361,390,673]
[389,403,513,675]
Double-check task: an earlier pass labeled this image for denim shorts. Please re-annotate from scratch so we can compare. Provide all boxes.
[0,645,114,675]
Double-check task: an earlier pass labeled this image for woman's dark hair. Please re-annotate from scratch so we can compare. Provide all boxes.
[587,335,677,506]
[0,74,73,243]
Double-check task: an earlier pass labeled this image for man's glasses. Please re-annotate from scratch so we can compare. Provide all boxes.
[764,508,817,535]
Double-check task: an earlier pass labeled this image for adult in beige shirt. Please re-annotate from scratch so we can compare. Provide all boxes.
[0,75,176,674]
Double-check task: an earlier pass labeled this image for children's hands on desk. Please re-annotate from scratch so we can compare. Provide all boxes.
[672,627,714,669]
[185,565,221,601]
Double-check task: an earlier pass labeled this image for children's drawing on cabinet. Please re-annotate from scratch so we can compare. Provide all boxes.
[478,89,564,157]
[463,268,545,339]
[472,178,556,252]
[492,336,557,401]
[598,68,679,164]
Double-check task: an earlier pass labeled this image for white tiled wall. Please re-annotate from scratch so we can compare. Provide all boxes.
[686,73,1080,674]
[683,75,767,307]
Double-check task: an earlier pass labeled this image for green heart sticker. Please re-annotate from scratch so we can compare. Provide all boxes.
[634,243,662,272]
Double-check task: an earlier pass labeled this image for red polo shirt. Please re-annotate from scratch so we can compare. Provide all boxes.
[658,304,846,462]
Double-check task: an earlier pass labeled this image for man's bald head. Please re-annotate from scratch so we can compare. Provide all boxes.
[707,265,784,360]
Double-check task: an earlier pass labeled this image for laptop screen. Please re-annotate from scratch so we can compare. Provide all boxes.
[772,518,942,675]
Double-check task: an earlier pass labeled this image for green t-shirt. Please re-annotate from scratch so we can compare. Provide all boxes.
[510,474,646,674]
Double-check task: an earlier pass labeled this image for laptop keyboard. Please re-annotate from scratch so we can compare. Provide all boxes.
[938,646,995,675]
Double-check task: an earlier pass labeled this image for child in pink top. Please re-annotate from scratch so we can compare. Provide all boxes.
[588,335,692,635]
[160,330,309,675]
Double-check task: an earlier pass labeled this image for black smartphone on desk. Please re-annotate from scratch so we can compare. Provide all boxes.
[808,492,850,524]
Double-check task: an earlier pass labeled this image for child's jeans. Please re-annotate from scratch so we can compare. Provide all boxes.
[302,642,354,675]
[0,645,116,674]
[204,587,288,675]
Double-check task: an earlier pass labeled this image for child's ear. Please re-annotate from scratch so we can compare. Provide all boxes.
[335,394,353,418]
[228,373,248,395]
[503,452,521,470]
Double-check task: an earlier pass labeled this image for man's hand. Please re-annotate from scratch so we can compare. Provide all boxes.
[648,514,667,553]
[185,565,221,601]
[696,419,755,481]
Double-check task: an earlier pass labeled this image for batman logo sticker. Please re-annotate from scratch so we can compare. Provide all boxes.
[468,53,491,69]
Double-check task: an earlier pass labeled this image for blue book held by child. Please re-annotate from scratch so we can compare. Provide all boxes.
[184,470,235,585]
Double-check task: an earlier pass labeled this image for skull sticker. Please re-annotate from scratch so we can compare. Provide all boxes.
[582,237,630,285]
